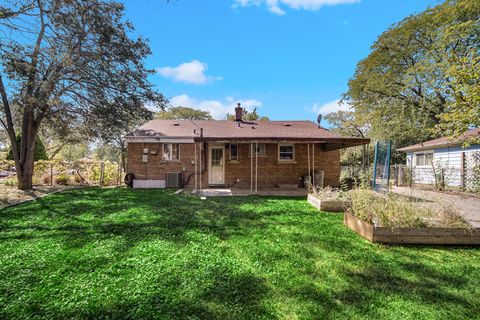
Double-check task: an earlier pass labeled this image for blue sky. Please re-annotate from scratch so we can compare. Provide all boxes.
[121,0,439,124]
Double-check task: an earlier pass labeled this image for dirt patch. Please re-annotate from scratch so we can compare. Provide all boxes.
[0,184,76,209]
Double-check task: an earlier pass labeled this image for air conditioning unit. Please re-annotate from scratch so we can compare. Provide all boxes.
[166,172,183,188]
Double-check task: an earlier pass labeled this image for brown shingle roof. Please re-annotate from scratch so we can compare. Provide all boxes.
[398,128,480,152]
[126,120,370,150]
[127,119,346,140]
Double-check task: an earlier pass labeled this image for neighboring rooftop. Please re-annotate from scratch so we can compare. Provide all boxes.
[398,128,480,152]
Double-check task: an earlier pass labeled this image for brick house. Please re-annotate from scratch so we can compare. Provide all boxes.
[125,104,369,191]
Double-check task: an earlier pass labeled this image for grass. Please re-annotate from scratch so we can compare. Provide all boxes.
[0,188,479,320]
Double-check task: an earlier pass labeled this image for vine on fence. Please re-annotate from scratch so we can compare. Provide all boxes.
[465,152,480,193]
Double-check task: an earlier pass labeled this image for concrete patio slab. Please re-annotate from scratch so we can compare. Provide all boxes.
[187,187,308,197]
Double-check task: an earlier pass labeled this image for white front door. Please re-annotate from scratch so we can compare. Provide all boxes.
[208,146,225,185]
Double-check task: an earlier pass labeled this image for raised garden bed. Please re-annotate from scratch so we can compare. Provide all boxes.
[344,212,480,245]
[307,193,350,212]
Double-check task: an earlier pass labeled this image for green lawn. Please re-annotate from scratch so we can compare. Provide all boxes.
[0,188,479,319]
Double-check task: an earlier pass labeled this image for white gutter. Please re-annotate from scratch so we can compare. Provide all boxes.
[125,136,195,143]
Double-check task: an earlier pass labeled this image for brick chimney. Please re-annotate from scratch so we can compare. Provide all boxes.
[235,103,243,122]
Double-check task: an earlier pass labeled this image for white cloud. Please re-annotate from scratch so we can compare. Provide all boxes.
[157,60,222,85]
[235,0,359,15]
[312,99,350,116]
[169,95,263,119]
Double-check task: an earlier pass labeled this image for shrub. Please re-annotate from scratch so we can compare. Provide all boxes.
[6,135,48,161]
[311,186,350,202]
[55,174,70,185]
[4,177,17,187]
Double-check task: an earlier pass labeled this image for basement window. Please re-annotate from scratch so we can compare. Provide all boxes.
[163,144,180,161]
[278,144,295,161]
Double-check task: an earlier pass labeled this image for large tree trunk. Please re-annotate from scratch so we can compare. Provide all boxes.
[17,157,35,190]
[15,111,38,190]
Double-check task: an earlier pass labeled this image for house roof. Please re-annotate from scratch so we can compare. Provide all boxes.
[398,128,480,152]
[126,120,370,150]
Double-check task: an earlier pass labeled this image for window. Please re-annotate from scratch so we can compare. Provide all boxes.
[211,148,223,166]
[163,144,180,161]
[278,144,294,161]
[250,144,267,157]
[415,152,433,166]
[230,144,238,161]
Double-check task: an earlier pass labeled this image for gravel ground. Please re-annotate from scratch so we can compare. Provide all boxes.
[392,186,480,228]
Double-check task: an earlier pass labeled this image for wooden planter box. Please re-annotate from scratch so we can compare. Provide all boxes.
[344,212,480,245]
[307,194,350,212]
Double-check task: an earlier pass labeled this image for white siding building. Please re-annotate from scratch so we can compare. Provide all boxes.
[399,128,480,189]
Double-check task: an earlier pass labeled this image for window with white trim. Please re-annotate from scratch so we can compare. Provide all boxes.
[249,144,267,157]
[415,152,433,166]
[278,144,294,161]
[163,144,180,161]
[230,144,238,161]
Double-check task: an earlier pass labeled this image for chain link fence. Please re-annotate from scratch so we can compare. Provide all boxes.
[0,160,124,187]
[342,157,480,193]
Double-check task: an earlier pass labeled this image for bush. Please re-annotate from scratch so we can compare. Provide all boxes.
[55,174,70,185]
[310,186,350,201]
[6,135,48,161]
[4,177,17,187]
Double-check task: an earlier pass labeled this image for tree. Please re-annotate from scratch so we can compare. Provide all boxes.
[437,51,480,144]
[7,135,48,161]
[89,96,162,170]
[156,106,213,120]
[226,108,269,121]
[0,0,164,189]
[346,0,480,147]
[325,109,373,167]
[324,110,368,138]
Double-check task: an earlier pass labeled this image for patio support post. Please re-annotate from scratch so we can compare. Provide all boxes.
[312,143,315,186]
[194,142,197,193]
[307,144,310,188]
[199,142,202,192]
[250,143,253,194]
[255,142,258,194]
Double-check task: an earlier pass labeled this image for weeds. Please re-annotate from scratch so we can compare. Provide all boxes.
[310,186,350,201]
[349,189,470,228]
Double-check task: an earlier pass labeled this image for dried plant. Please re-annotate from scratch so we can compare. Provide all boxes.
[349,189,470,228]
[311,186,350,202]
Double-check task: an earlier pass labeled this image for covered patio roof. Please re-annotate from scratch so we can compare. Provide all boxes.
[194,137,370,151]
